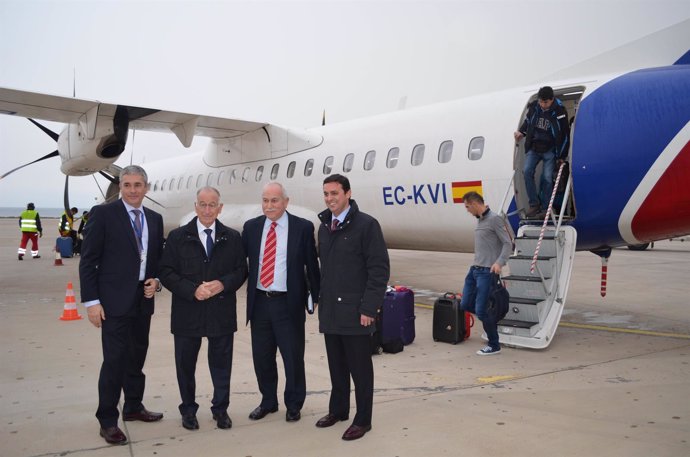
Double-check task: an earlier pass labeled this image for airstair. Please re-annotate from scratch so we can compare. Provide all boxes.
[496,162,577,349]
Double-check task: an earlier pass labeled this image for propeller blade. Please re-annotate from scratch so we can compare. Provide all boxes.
[28,118,59,142]
[98,170,119,185]
[144,194,166,208]
[0,150,59,180]
[64,175,70,215]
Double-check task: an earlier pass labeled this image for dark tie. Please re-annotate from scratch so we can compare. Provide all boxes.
[131,209,143,251]
[204,228,214,258]
[259,221,277,288]
[331,219,339,232]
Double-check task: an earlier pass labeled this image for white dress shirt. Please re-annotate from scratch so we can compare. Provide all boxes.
[257,211,288,292]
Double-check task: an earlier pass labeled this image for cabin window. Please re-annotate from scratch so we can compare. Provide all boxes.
[154,181,159,192]
[195,174,203,188]
[364,150,376,170]
[386,147,400,169]
[161,179,167,191]
[256,166,264,181]
[186,175,193,189]
[438,140,453,163]
[411,144,425,166]
[217,170,226,186]
[343,153,355,173]
[304,159,314,177]
[169,179,175,191]
[177,177,184,190]
[230,169,237,184]
[287,161,296,178]
[206,173,215,186]
[242,167,250,183]
[270,164,279,180]
[323,156,334,174]
[468,136,484,161]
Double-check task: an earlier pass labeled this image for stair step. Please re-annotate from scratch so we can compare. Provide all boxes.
[518,233,557,240]
[511,255,554,260]
[510,297,541,305]
[502,275,543,282]
[498,319,536,329]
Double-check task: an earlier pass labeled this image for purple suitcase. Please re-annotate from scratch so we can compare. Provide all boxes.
[382,287,416,346]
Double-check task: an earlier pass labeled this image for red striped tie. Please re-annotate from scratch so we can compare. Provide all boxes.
[259,221,278,288]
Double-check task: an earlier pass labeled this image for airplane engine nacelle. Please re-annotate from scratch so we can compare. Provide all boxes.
[58,106,129,176]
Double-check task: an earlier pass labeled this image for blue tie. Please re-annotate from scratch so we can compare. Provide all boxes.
[204,228,213,258]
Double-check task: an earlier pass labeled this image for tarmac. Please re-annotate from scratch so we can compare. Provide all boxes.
[0,218,689,457]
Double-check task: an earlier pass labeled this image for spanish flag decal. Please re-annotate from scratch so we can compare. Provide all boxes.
[451,180,483,203]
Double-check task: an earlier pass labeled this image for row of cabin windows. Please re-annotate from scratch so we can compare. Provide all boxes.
[152,137,485,191]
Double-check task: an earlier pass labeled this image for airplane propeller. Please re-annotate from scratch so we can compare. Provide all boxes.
[0,118,75,214]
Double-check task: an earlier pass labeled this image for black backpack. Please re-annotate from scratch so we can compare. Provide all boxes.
[488,273,509,322]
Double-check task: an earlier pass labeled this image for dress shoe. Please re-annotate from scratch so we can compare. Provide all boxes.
[286,409,301,422]
[342,424,372,441]
[315,413,348,428]
[18,254,23,261]
[213,411,232,429]
[32,255,41,259]
[123,407,163,422]
[248,405,278,421]
[99,426,127,445]
[181,414,199,430]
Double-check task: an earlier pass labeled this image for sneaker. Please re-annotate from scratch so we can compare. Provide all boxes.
[476,346,501,356]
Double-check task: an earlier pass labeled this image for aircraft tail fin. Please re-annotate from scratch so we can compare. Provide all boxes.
[541,18,690,81]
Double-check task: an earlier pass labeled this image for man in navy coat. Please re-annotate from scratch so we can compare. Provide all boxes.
[242,182,320,423]
[159,187,248,431]
[79,165,165,445]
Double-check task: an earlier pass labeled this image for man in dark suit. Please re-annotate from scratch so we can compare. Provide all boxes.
[159,186,248,431]
[79,165,165,446]
[315,174,389,441]
[242,182,320,423]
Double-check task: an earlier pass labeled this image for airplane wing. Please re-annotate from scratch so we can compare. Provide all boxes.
[0,87,267,147]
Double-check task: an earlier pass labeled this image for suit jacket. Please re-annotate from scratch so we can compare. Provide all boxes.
[79,199,164,317]
[242,212,320,325]
[159,217,248,337]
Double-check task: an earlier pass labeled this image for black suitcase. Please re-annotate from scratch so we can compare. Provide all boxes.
[432,292,473,344]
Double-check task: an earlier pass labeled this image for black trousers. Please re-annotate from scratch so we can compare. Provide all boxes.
[324,333,374,427]
[250,293,306,411]
[96,288,151,428]
[174,333,234,416]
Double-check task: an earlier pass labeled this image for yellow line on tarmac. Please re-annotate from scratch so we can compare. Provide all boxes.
[558,322,690,339]
[414,303,690,340]
[477,375,518,384]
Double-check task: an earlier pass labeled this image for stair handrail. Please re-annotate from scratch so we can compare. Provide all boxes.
[530,161,568,273]
[497,168,517,219]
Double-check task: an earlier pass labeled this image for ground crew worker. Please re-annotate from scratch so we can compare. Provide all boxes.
[18,202,43,260]
[59,207,79,251]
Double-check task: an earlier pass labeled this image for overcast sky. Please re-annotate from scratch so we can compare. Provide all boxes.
[1,0,689,209]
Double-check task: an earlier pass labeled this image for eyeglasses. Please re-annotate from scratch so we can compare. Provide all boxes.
[196,202,220,209]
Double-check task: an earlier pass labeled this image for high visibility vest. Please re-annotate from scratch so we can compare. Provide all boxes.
[20,210,39,232]
[59,212,74,232]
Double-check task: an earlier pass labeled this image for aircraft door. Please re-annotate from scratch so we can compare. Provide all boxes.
[513,86,584,221]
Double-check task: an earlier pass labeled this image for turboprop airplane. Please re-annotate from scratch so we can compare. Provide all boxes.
[1,20,689,349]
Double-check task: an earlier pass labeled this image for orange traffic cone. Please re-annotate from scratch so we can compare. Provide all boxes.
[59,282,82,321]
[54,245,63,266]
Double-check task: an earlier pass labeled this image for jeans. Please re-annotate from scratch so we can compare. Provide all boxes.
[460,266,499,349]
[523,149,556,208]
